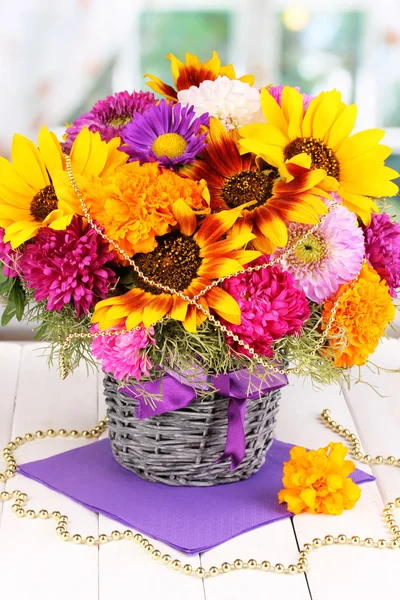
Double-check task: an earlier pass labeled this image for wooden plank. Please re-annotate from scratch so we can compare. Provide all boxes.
[281,372,400,600]
[0,343,21,529]
[96,371,205,600]
[0,343,99,600]
[343,339,400,503]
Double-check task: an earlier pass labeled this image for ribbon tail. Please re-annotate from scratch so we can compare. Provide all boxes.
[217,397,247,470]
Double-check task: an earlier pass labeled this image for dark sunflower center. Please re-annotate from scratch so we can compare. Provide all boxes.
[221,168,278,210]
[132,231,202,295]
[30,185,58,222]
[284,136,340,178]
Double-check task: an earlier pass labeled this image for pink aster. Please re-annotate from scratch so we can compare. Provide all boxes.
[63,90,157,151]
[221,257,310,358]
[0,227,19,277]
[363,212,400,297]
[273,202,365,303]
[20,217,116,316]
[268,85,313,112]
[91,323,155,381]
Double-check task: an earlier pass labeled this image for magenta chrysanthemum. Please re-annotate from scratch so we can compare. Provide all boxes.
[273,203,365,303]
[363,212,400,297]
[20,217,116,316]
[221,257,310,358]
[268,85,313,112]
[0,227,19,277]
[91,323,155,381]
[63,91,157,151]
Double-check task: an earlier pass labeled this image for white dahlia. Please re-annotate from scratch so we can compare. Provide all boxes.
[177,76,264,131]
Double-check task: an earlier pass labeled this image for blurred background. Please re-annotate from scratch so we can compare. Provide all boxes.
[1,0,399,338]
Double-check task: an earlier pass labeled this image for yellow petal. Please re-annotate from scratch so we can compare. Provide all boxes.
[326,104,357,151]
[4,221,41,248]
[38,126,65,179]
[336,129,386,161]
[281,87,303,139]
[142,294,172,328]
[12,133,50,190]
[47,213,74,230]
[172,198,197,236]
[260,88,288,136]
[238,139,284,168]
[239,123,288,147]
[301,93,325,137]
[206,287,241,325]
[0,156,36,197]
[299,487,316,509]
[198,258,244,279]
[312,93,348,141]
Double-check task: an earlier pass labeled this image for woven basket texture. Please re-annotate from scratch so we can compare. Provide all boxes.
[104,374,281,486]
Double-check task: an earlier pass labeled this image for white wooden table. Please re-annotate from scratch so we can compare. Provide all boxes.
[0,340,399,600]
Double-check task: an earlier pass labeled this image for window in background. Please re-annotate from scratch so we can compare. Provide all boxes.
[279,10,365,103]
[139,10,233,90]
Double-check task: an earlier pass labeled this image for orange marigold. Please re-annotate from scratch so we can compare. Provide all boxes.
[278,443,361,515]
[81,161,210,256]
[322,263,395,368]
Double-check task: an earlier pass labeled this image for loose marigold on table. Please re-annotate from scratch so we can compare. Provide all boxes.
[278,442,361,515]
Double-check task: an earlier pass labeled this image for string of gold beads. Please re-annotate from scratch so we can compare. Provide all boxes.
[1,410,400,577]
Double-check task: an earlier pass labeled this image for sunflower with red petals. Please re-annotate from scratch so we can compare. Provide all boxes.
[92,205,261,333]
[184,118,338,253]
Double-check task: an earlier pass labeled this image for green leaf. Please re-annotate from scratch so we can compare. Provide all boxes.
[9,281,26,321]
[0,264,8,284]
[1,301,17,326]
[34,322,48,341]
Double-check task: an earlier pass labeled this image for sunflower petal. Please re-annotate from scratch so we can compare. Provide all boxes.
[173,198,197,236]
[281,87,303,139]
[38,126,65,179]
[336,129,386,161]
[254,207,288,247]
[12,133,50,190]
[142,294,172,328]
[196,204,254,248]
[200,231,256,258]
[198,258,245,279]
[169,296,188,321]
[4,221,41,248]
[205,287,241,325]
[182,305,198,332]
[260,88,288,135]
[326,104,357,151]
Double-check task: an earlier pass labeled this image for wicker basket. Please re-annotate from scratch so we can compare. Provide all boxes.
[103,374,281,486]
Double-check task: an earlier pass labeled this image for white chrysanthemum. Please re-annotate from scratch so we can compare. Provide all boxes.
[177,76,264,130]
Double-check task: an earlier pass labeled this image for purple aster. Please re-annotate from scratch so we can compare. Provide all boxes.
[20,217,116,317]
[121,100,209,168]
[268,85,313,113]
[0,227,20,278]
[363,212,400,297]
[273,202,365,303]
[63,91,157,151]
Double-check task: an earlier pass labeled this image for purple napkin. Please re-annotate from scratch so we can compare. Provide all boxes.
[18,438,374,554]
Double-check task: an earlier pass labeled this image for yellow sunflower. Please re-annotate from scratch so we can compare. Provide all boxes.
[239,87,400,224]
[184,118,336,253]
[146,51,255,102]
[92,205,261,333]
[0,126,127,249]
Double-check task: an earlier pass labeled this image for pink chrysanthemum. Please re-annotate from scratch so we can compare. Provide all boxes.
[273,202,365,303]
[91,323,155,381]
[221,257,310,358]
[20,217,116,316]
[268,85,313,112]
[63,90,157,151]
[0,227,19,277]
[363,212,400,297]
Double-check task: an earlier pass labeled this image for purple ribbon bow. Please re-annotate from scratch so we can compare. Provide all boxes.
[120,368,288,469]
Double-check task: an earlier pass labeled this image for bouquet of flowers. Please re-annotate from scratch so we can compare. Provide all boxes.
[0,51,399,482]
